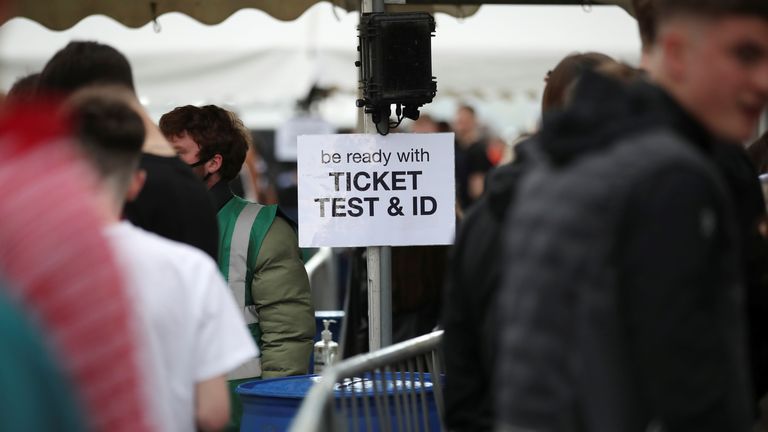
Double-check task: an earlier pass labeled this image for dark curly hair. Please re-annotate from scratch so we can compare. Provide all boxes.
[159,105,248,182]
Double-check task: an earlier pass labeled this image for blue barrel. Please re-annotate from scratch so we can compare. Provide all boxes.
[236,372,440,431]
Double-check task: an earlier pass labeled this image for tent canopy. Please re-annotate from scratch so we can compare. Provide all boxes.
[0,1,639,133]
[3,0,632,30]
[0,3,639,131]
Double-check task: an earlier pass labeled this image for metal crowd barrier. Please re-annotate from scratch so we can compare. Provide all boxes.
[305,247,339,310]
[290,330,445,432]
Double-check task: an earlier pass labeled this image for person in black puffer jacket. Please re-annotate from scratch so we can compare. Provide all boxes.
[496,0,768,424]
[442,52,613,432]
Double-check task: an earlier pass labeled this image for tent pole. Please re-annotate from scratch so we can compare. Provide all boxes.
[362,0,392,352]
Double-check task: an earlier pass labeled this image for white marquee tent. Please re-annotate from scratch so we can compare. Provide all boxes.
[0,3,640,135]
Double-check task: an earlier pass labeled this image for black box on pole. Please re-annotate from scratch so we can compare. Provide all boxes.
[357,12,437,134]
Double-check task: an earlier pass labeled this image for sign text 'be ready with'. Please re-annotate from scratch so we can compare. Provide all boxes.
[297,133,455,247]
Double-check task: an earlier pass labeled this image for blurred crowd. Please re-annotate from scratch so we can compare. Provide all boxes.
[443,0,768,432]
[0,41,313,432]
[2,0,768,431]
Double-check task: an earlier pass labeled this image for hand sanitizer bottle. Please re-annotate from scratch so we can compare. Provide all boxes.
[314,319,338,374]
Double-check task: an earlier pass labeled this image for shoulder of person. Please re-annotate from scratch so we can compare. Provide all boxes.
[263,215,299,249]
[118,223,220,270]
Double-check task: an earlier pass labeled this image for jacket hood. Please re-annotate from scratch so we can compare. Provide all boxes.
[539,71,665,167]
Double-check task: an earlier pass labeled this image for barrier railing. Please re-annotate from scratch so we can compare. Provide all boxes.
[290,330,445,432]
[305,247,339,310]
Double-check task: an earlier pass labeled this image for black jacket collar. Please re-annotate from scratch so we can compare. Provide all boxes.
[209,180,234,211]
[539,71,717,167]
[646,81,719,153]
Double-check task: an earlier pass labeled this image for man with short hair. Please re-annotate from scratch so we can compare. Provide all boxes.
[160,104,315,429]
[0,101,153,432]
[38,41,220,260]
[633,0,768,412]
[67,88,257,432]
[496,1,768,431]
[453,104,493,208]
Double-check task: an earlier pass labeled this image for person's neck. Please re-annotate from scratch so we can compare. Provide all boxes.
[128,100,175,157]
[642,71,719,149]
[93,186,122,226]
[142,118,176,157]
[209,179,234,210]
[458,130,479,148]
[639,49,652,72]
[205,173,222,190]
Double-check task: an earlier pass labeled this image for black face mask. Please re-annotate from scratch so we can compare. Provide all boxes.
[188,157,209,168]
[188,157,213,181]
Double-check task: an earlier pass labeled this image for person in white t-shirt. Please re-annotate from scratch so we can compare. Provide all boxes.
[65,85,258,432]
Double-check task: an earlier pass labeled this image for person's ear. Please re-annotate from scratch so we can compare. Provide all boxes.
[126,169,147,202]
[207,154,223,175]
[660,28,689,83]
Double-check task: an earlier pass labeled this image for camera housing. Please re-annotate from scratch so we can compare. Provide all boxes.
[356,12,437,135]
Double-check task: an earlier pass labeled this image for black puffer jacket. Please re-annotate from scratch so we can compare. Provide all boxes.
[495,72,752,432]
[443,137,541,431]
[711,142,768,404]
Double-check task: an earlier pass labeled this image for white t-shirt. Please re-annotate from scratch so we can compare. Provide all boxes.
[105,222,258,432]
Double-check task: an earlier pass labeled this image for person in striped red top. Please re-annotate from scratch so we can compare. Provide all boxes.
[0,102,153,432]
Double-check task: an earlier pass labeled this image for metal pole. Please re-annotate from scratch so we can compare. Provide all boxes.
[367,246,382,350]
[380,245,392,347]
[361,0,391,351]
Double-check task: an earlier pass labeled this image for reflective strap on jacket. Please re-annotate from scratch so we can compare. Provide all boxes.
[228,202,263,323]
[226,201,264,380]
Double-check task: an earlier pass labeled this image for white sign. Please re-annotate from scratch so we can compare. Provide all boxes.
[297,133,455,247]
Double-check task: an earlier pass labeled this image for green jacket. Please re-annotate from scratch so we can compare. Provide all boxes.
[217,194,315,379]
[0,287,87,432]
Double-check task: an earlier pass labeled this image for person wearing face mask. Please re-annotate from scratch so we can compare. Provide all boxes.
[160,104,315,431]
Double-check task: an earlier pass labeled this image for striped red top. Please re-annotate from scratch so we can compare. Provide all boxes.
[0,105,153,432]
